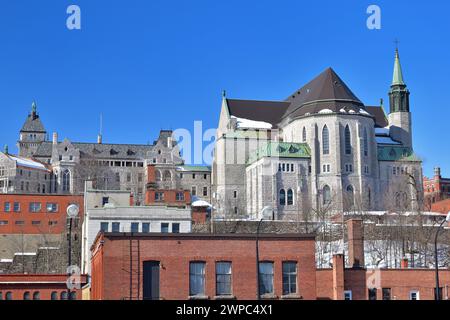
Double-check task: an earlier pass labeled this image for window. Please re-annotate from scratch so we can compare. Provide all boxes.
[102,197,109,206]
[287,189,294,205]
[282,262,297,295]
[346,185,355,208]
[46,203,58,213]
[62,169,71,192]
[189,262,206,296]
[345,125,351,155]
[155,170,162,181]
[191,186,197,196]
[216,262,232,296]
[172,223,180,233]
[259,262,274,295]
[344,290,353,300]
[69,292,77,300]
[60,292,68,300]
[127,173,131,182]
[363,128,369,156]
[409,291,419,300]
[161,223,169,233]
[233,190,238,199]
[368,288,377,300]
[279,189,286,206]
[15,221,25,225]
[192,174,196,179]
[142,223,150,233]
[176,192,185,201]
[323,185,331,205]
[32,221,41,226]
[203,187,208,197]
[33,292,40,300]
[100,222,109,232]
[13,202,20,212]
[112,222,120,232]
[29,202,42,213]
[364,165,369,174]
[163,171,171,181]
[155,192,164,201]
[23,291,31,300]
[4,202,11,212]
[345,164,353,173]
[138,173,143,182]
[302,127,307,142]
[382,288,391,300]
[131,223,139,233]
[203,174,207,180]
[51,292,58,300]
[6,292,12,300]
[322,164,331,173]
[322,125,329,155]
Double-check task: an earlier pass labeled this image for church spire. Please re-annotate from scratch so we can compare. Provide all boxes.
[392,48,405,86]
[31,101,37,119]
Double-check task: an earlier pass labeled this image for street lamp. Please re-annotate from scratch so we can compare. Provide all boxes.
[256,206,272,300]
[434,211,450,300]
[66,204,79,300]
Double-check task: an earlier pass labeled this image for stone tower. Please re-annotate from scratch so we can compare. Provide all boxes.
[18,102,47,158]
[388,49,412,148]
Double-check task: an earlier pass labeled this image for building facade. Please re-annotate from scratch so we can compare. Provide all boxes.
[90,233,317,300]
[212,49,423,219]
[424,167,450,208]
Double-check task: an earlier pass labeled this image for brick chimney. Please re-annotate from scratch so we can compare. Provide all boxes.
[52,132,58,145]
[347,219,365,268]
[332,254,345,300]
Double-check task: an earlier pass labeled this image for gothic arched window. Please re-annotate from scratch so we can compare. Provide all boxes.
[163,170,171,181]
[279,189,286,206]
[323,185,331,205]
[155,170,162,182]
[302,127,307,142]
[363,128,369,157]
[287,189,294,205]
[345,125,352,155]
[62,169,70,192]
[322,126,329,155]
[346,185,355,208]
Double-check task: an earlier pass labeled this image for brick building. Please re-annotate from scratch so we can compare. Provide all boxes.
[424,167,450,208]
[0,274,87,300]
[0,194,83,234]
[90,233,317,300]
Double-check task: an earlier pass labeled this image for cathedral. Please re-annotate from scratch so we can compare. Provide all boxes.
[212,49,424,220]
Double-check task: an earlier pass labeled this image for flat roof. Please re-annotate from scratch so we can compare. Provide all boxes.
[102,232,315,240]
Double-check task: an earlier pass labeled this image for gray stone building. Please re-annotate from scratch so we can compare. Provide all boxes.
[212,49,423,220]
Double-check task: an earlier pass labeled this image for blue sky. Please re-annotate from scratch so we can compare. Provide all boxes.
[0,0,449,176]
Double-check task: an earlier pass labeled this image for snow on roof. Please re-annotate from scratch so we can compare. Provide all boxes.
[376,136,401,145]
[8,155,49,171]
[231,116,272,130]
[318,108,333,114]
[339,108,347,113]
[359,108,370,115]
[0,259,13,263]
[191,200,212,207]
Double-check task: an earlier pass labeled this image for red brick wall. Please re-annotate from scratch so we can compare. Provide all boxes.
[147,165,156,183]
[145,189,190,206]
[91,234,317,300]
[0,194,84,234]
[192,207,208,224]
[315,269,333,300]
[0,274,86,300]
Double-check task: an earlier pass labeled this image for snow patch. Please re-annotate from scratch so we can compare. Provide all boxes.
[231,116,272,130]
[318,108,333,114]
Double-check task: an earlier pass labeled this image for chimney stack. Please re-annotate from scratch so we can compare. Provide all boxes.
[97,134,102,144]
[52,132,58,145]
[347,219,365,268]
[434,167,441,178]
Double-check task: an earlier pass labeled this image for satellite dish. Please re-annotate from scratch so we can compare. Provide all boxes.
[66,204,79,218]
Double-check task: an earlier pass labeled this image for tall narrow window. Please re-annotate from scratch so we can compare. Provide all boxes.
[287,189,294,205]
[346,185,355,208]
[155,170,162,181]
[323,185,331,205]
[322,125,329,155]
[279,189,286,206]
[345,125,351,155]
[363,128,369,157]
[259,262,274,295]
[302,127,307,142]
[189,262,206,297]
[62,169,70,192]
[216,262,232,296]
[282,262,297,295]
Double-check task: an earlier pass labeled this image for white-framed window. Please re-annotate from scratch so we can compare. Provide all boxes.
[409,290,420,300]
[322,164,331,173]
[344,290,352,300]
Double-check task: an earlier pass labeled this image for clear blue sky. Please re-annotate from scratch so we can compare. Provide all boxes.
[0,0,449,176]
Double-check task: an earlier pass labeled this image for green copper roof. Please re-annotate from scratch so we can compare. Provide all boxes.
[392,49,405,86]
[178,165,211,172]
[377,146,420,162]
[247,142,311,165]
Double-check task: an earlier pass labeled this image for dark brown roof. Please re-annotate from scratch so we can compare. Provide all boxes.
[366,106,389,128]
[282,68,365,120]
[226,99,290,128]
